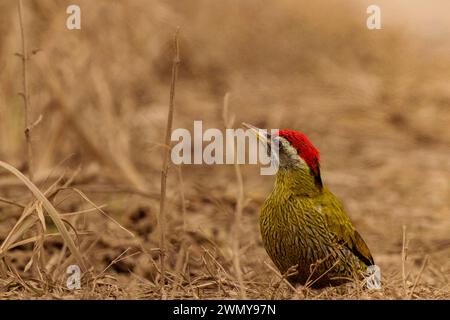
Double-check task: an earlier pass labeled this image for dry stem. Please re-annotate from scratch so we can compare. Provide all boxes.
[158,29,180,293]
[402,225,409,295]
[409,255,429,299]
[222,93,247,299]
[17,0,34,181]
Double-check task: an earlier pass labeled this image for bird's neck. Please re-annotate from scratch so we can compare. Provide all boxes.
[274,167,323,198]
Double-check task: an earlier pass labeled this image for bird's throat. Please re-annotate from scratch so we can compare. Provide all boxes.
[274,167,322,198]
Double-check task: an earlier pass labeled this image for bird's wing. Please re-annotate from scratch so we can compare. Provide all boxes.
[318,190,374,266]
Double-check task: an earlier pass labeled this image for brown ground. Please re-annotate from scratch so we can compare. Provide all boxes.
[0,0,449,299]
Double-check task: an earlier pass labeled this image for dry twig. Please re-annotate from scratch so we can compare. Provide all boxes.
[17,0,35,181]
[158,28,181,294]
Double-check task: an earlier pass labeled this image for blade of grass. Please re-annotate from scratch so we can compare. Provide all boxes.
[0,160,86,271]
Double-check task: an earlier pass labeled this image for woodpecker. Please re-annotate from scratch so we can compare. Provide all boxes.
[244,123,374,288]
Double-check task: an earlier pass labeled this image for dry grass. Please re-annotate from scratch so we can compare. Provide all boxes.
[0,0,449,299]
[158,28,180,296]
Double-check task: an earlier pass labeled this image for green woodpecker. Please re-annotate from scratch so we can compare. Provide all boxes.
[244,123,374,288]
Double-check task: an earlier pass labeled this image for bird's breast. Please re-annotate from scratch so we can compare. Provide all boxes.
[260,195,332,274]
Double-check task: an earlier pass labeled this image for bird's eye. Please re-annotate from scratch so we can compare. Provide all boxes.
[270,136,286,159]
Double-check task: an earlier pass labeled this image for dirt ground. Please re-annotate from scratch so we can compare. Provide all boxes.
[0,0,449,299]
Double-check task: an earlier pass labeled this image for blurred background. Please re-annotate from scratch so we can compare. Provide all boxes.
[0,0,449,298]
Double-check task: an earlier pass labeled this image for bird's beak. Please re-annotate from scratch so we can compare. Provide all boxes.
[242,122,279,174]
[242,122,271,147]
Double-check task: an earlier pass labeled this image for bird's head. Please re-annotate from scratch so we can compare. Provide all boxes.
[243,123,323,189]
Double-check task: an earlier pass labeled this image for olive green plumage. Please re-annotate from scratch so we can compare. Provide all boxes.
[261,165,374,288]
